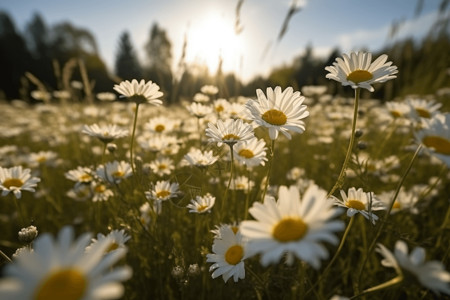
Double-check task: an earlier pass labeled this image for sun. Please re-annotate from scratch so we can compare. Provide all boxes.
[186,12,243,74]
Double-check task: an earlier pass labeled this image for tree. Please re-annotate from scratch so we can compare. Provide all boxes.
[114,31,142,80]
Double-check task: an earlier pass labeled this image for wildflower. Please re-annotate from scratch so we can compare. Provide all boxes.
[233,137,268,167]
[96,161,132,184]
[246,86,309,140]
[184,149,218,168]
[228,102,246,119]
[65,166,94,186]
[205,118,254,147]
[91,181,114,202]
[206,225,246,282]
[200,84,219,96]
[230,175,255,192]
[149,157,175,177]
[113,79,163,105]
[145,116,176,134]
[18,225,38,243]
[82,124,128,144]
[187,193,216,213]
[240,184,344,268]
[87,229,131,254]
[415,113,450,167]
[186,102,213,118]
[385,101,412,119]
[286,167,305,181]
[378,188,420,214]
[139,134,178,153]
[213,98,231,116]
[301,85,327,97]
[0,166,40,199]
[406,98,442,119]
[331,187,385,224]
[0,226,132,300]
[193,92,210,103]
[376,240,450,295]
[145,180,179,213]
[28,151,58,167]
[30,90,51,102]
[325,51,398,92]
[96,92,117,101]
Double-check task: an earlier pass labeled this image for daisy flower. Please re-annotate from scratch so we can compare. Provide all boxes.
[230,175,255,192]
[240,184,344,268]
[82,124,128,144]
[406,98,442,120]
[87,229,131,255]
[113,79,163,105]
[201,84,219,96]
[331,187,385,224]
[96,160,132,184]
[234,137,268,167]
[149,157,175,177]
[245,86,309,140]
[186,102,213,118]
[184,148,218,169]
[91,181,114,202]
[325,51,398,92]
[378,188,420,215]
[0,166,40,199]
[187,193,216,214]
[376,240,450,295]
[145,116,176,134]
[205,118,255,147]
[213,98,231,116]
[385,101,412,119]
[193,92,210,103]
[0,226,132,300]
[145,180,179,213]
[415,113,450,167]
[96,92,117,102]
[28,151,58,167]
[206,225,246,283]
[65,166,94,186]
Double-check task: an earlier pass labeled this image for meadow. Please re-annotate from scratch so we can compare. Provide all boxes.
[0,52,449,300]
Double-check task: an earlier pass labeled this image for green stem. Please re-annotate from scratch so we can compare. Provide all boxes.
[261,139,275,202]
[0,249,11,263]
[221,144,235,220]
[129,103,140,174]
[350,275,403,299]
[356,144,422,293]
[244,168,251,220]
[327,88,360,198]
[305,216,355,297]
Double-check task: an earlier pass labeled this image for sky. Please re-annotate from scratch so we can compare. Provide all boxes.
[0,0,445,82]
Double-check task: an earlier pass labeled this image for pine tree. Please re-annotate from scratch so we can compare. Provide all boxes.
[114,31,142,81]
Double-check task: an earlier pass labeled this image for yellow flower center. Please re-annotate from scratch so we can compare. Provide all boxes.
[238,149,254,158]
[225,245,244,265]
[390,110,402,118]
[422,135,450,155]
[3,178,23,189]
[155,124,165,132]
[222,134,241,141]
[37,156,47,163]
[272,218,308,242]
[156,190,171,198]
[345,199,366,210]
[34,269,87,300]
[415,108,431,118]
[393,201,401,209]
[346,70,373,83]
[262,109,287,126]
[106,242,120,253]
[80,174,92,182]
[94,184,106,193]
[231,226,239,234]
[215,105,224,112]
[112,171,124,178]
[197,205,209,212]
[158,164,167,170]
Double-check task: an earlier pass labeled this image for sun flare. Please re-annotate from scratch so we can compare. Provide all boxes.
[186,12,243,74]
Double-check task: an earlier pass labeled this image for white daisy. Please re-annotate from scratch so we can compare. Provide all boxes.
[213,98,231,116]
[206,225,246,283]
[415,113,450,167]
[0,226,132,300]
[96,92,117,102]
[91,181,114,202]
[377,188,420,215]
[233,137,268,167]
[96,161,132,184]
[149,157,175,177]
[65,166,94,186]
[186,102,213,118]
[376,240,450,295]
[187,193,216,214]
[406,98,442,120]
[145,180,179,213]
[246,86,309,140]
[331,187,385,224]
[385,101,412,119]
[205,118,255,147]
[230,175,255,192]
[144,116,176,134]
[183,148,218,168]
[82,124,128,144]
[28,151,58,167]
[325,51,398,92]
[87,229,131,255]
[200,84,219,96]
[113,79,163,105]
[0,166,40,199]
[193,92,210,103]
[240,184,344,268]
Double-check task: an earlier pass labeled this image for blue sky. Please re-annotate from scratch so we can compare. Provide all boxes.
[0,0,444,82]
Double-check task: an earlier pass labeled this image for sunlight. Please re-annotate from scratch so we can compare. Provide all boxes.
[186,11,243,74]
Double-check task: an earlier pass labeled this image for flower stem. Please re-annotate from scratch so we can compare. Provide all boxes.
[327,88,360,198]
[0,249,11,263]
[221,144,235,220]
[350,275,403,299]
[129,103,140,174]
[355,144,422,293]
[305,216,355,296]
[261,139,275,202]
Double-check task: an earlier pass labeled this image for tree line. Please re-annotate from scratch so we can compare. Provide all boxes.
[0,11,449,104]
